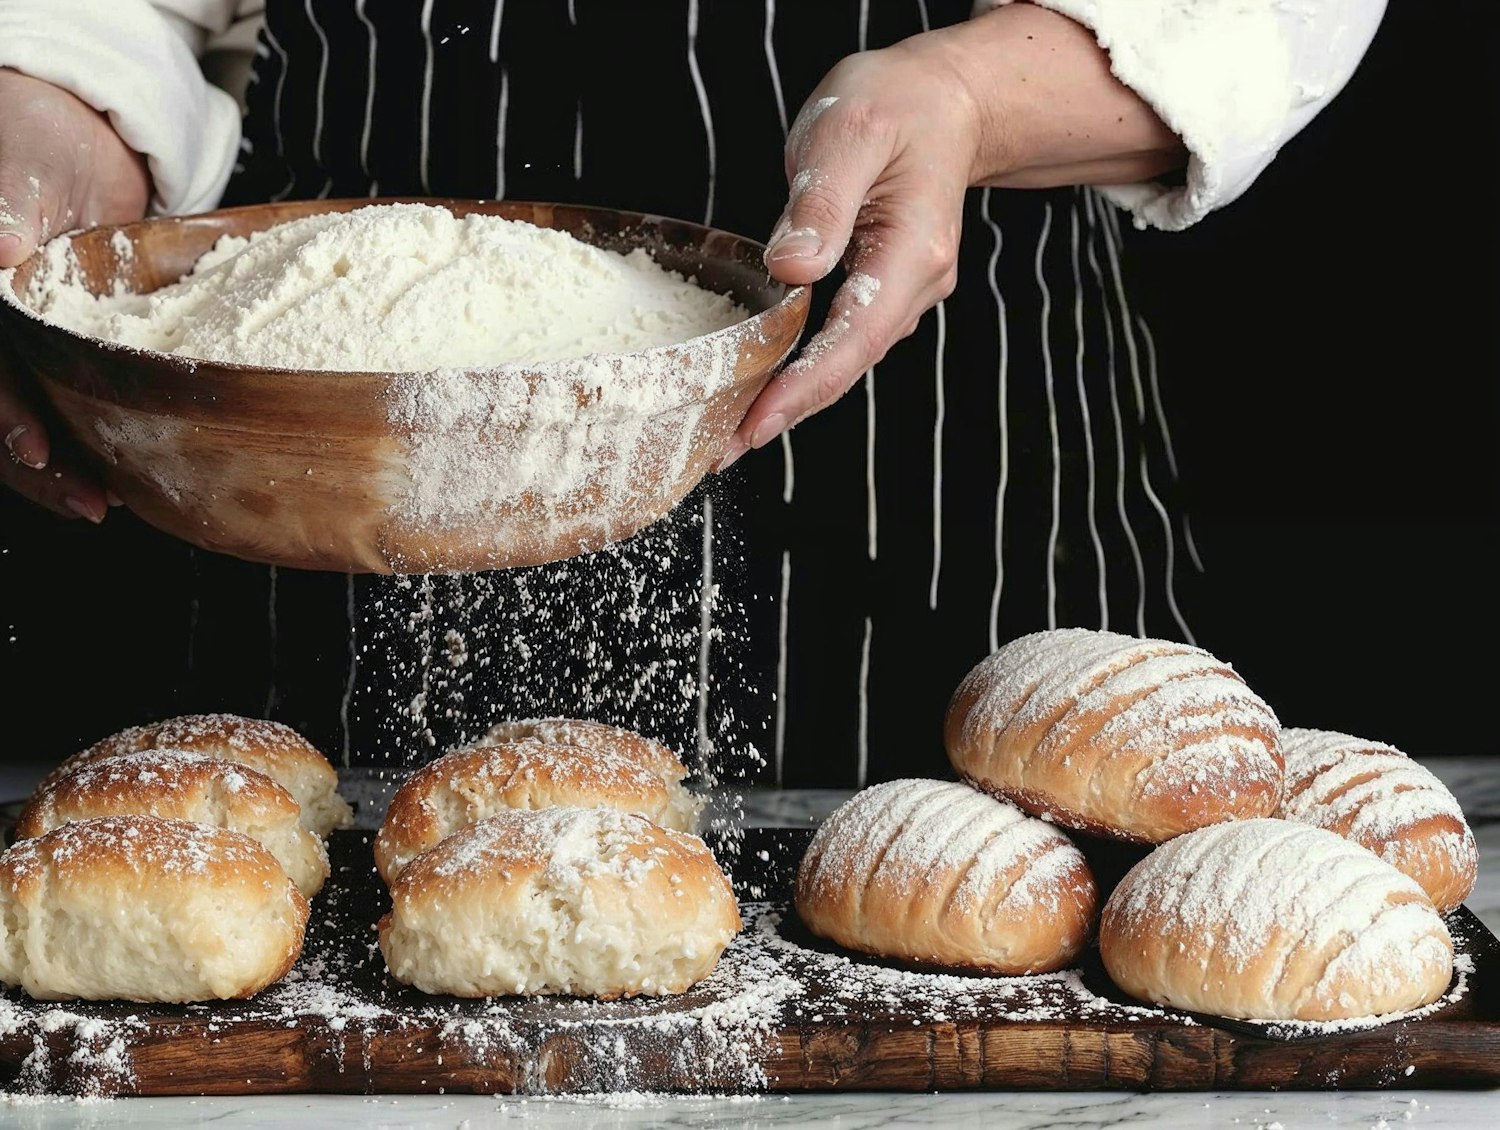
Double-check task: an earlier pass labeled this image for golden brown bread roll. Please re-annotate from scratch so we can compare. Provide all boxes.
[378,807,741,998]
[476,717,688,787]
[1099,818,1453,1022]
[16,751,330,897]
[1279,727,1477,913]
[795,779,1097,974]
[43,713,353,836]
[945,628,1283,843]
[0,815,309,1002]
[374,740,702,885]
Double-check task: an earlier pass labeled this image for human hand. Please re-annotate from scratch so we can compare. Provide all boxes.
[716,4,1185,468]
[1,68,150,521]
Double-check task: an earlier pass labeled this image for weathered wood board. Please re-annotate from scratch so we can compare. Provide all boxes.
[3,827,1497,1096]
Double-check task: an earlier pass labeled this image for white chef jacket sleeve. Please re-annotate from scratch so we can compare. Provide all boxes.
[975,1,1388,230]
[0,0,256,216]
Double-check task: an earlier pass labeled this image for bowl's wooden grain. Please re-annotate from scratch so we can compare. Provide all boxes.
[0,199,809,573]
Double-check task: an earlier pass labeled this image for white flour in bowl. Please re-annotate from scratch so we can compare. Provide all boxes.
[12,203,748,372]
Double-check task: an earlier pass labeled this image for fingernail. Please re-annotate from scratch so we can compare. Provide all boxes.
[106,490,125,507]
[0,232,22,266]
[4,424,46,470]
[749,413,787,449]
[765,228,822,264]
[65,495,104,524]
[715,435,749,472]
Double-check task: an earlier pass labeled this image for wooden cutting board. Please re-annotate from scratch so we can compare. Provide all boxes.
[3,827,1497,1096]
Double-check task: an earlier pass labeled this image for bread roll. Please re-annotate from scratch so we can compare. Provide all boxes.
[44,713,353,836]
[476,717,688,786]
[945,628,1283,843]
[1280,727,1477,913]
[0,815,309,1002]
[16,751,329,897]
[795,779,1096,974]
[375,741,700,885]
[1099,818,1453,1022]
[379,807,740,998]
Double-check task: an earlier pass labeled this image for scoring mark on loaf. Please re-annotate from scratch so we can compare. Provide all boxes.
[947,629,1282,841]
[1281,728,1468,844]
[1101,819,1453,1021]
[797,780,1095,974]
[1279,727,1478,912]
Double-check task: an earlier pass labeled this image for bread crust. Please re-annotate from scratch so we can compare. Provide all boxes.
[477,717,687,783]
[378,807,741,999]
[374,741,700,884]
[795,779,1097,975]
[0,815,309,1002]
[1279,727,1477,913]
[945,628,1283,843]
[44,713,353,836]
[1098,818,1453,1022]
[17,751,330,897]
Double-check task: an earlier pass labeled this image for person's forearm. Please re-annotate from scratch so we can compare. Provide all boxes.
[915,2,1187,189]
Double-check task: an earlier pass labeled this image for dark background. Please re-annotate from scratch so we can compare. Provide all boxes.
[1128,0,1498,756]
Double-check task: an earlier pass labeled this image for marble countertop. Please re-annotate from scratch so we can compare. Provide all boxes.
[1,757,1496,1128]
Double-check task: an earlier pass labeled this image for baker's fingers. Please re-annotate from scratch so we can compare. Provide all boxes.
[0,357,108,521]
[0,71,153,271]
[0,449,108,523]
[0,165,43,268]
[0,365,50,471]
[736,203,961,454]
[764,97,897,288]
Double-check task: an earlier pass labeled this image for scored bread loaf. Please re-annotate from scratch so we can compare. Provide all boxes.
[476,717,688,787]
[378,806,741,998]
[945,628,1283,843]
[374,741,702,884]
[1098,818,1453,1022]
[0,815,309,1002]
[1280,727,1477,913]
[43,713,353,836]
[795,779,1097,974]
[16,750,330,897]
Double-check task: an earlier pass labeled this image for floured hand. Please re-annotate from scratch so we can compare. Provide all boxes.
[716,4,1184,469]
[0,68,150,521]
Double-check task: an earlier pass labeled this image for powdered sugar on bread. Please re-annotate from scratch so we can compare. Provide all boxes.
[0,816,309,1003]
[380,807,739,999]
[1280,727,1477,912]
[374,741,701,884]
[17,750,330,897]
[1100,818,1453,1022]
[796,779,1096,975]
[946,628,1282,842]
[49,714,353,836]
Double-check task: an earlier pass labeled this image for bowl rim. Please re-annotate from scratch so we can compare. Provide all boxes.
[0,196,809,383]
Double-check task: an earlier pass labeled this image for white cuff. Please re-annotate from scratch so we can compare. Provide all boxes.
[0,0,243,216]
[977,0,1386,230]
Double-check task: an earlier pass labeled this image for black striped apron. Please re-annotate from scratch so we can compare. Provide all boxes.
[0,0,1200,787]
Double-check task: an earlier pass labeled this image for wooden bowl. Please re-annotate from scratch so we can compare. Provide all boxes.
[0,199,809,573]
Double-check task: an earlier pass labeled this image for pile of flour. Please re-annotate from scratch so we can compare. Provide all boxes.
[15,203,747,371]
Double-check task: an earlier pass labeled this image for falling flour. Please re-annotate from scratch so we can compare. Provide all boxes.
[11,203,747,371]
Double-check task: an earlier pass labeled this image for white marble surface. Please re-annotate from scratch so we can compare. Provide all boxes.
[1,757,1496,1127]
[1,1089,1495,1128]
